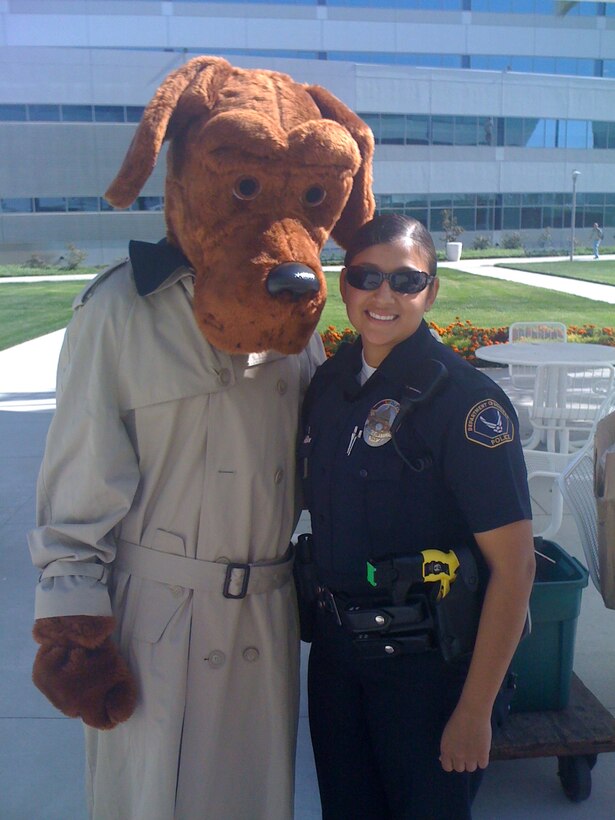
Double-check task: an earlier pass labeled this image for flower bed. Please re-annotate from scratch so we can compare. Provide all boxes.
[320,321,615,364]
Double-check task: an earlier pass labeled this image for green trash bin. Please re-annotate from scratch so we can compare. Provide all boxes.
[510,539,589,713]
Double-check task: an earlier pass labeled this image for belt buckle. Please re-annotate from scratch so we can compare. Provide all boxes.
[223,563,251,599]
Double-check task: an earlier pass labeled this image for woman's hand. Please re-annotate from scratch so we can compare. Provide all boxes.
[439,704,492,773]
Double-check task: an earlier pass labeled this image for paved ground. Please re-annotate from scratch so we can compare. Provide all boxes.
[1,259,615,818]
[444,253,615,304]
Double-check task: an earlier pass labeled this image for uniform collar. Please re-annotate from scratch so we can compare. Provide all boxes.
[344,321,440,399]
[129,238,194,296]
[378,320,437,384]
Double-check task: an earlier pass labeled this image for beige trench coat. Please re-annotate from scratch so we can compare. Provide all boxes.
[28,258,324,819]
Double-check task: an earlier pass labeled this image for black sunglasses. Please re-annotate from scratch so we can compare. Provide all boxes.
[345,264,435,295]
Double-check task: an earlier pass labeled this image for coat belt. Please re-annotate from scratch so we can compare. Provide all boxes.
[114,539,294,598]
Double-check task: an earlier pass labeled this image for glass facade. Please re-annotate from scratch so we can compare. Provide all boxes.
[135,0,607,12]
[4,105,613,152]
[376,192,615,234]
[0,104,146,123]
[2,197,164,214]
[363,113,615,150]
[2,193,612,236]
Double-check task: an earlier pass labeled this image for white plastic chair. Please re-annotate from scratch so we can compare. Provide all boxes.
[508,321,567,392]
[524,388,615,540]
[528,363,614,454]
[509,321,567,343]
[557,444,601,592]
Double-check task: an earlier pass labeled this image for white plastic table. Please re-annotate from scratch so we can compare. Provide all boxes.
[475,342,615,367]
[477,342,615,452]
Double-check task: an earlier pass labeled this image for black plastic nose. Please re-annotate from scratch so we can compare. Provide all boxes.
[266,262,320,301]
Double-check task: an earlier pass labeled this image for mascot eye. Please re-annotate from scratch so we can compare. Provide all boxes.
[233,176,261,201]
[302,185,327,207]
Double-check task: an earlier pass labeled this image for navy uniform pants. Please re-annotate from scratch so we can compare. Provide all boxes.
[308,611,482,820]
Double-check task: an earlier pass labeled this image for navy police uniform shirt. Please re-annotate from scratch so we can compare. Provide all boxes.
[300,320,532,594]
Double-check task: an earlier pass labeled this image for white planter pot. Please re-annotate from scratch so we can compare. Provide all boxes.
[446,242,463,262]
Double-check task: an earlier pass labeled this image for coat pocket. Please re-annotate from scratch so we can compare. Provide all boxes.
[131,578,190,644]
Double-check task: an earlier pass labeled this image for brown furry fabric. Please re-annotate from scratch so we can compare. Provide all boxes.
[105,56,375,354]
[33,617,137,729]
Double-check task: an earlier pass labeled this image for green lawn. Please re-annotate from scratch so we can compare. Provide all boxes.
[0,264,103,278]
[1,267,614,352]
[319,268,615,332]
[495,259,615,287]
[0,282,86,350]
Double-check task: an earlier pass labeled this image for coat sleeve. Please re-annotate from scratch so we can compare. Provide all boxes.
[28,280,141,619]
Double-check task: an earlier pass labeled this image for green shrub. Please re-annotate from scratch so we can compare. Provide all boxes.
[320,322,615,362]
[23,253,51,269]
[441,209,464,244]
[472,235,490,250]
[501,232,522,249]
[62,243,88,270]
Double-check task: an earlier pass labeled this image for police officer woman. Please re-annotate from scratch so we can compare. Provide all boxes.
[299,214,535,819]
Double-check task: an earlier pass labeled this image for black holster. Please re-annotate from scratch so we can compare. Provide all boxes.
[293,533,318,642]
[431,544,482,663]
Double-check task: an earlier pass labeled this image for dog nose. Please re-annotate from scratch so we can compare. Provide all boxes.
[266,263,320,301]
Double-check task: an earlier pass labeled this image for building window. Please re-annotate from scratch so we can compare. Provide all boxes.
[380,114,406,144]
[1,198,33,213]
[406,115,430,145]
[94,106,125,123]
[67,197,99,212]
[34,198,67,213]
[0,105,27,121]
[136,196,164,211]
[126,106,146,122]
[28,104,61,122]
[61,105,94,122]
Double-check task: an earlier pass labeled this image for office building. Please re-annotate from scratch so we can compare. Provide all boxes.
[1,0,614,263]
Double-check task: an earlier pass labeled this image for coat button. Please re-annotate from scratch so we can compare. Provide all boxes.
[359,469,368,478]
[276,379,287,395]
[218,368,231,386]
[274,468,284,484]
[169,585,183,598]
[242,647,260,663]
[208,650,226,668]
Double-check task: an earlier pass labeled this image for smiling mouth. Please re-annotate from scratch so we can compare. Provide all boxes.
[367,311,398,322]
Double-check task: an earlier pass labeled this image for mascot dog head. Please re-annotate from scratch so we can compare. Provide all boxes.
[105,56,375,354]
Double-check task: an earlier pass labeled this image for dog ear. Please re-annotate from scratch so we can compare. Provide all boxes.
[304,85,375,250]
[105,56,233,208]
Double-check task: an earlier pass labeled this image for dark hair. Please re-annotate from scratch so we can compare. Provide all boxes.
[343,213,437,277]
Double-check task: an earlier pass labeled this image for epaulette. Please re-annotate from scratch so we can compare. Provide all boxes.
[316,340,357,376]
[72,258,129,309]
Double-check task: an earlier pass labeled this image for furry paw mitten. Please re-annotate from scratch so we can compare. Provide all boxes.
[32,615,137,730]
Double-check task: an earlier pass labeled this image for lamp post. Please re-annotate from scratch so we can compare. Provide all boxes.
[570,170,581,261]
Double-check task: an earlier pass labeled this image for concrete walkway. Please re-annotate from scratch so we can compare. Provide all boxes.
[445,253,615,304]
[1,262,615,819]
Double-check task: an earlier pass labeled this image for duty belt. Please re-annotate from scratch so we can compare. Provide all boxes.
[316,586,436,659]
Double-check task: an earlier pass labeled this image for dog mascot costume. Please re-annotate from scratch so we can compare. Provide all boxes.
[28,56,374,819]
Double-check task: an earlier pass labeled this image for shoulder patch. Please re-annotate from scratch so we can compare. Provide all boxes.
[465,399,514,448]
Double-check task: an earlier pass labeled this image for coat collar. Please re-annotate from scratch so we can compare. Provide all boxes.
[129,238,194,296]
